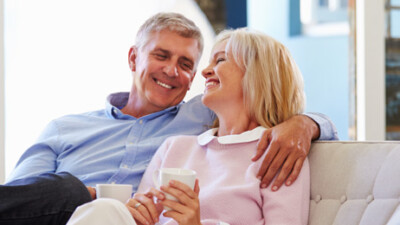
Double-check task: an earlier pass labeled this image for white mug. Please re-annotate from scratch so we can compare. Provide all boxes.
[153,168,197,210]
[96,184,133,203]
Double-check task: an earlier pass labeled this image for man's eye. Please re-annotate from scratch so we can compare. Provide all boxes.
[155,54,167,59]
[181,62,193,71]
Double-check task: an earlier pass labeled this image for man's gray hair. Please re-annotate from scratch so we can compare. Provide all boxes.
[135,12,204,56]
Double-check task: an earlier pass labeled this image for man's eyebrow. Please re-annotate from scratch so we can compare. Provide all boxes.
[152,48,170,54]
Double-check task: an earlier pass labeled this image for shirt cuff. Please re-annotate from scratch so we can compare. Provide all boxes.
[304,112,339,140]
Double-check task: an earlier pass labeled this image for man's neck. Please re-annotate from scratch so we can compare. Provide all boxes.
[120,92,160,118]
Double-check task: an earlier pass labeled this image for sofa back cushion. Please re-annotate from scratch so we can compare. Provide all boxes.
[308,141,400,225]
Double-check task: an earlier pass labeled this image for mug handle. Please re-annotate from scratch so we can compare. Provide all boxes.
[153,169,160,188]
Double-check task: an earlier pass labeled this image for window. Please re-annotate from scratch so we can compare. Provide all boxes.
[385,0,400,139]
[300,0,349,36]
[386,0,400,38]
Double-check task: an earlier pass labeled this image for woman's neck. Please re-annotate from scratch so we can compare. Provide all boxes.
[215,109,259,137]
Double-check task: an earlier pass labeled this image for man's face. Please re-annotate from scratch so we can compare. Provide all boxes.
[129,30,200,115]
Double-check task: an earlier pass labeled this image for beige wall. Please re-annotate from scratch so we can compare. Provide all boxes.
[0,0,5,184]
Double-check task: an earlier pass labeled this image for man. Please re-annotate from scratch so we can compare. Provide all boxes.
[1,12,337,224]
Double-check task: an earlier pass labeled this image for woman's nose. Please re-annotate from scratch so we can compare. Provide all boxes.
[201,66,213,78]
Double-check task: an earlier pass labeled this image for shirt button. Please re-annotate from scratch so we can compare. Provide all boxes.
[122,164,128,169]
[139,120,143,124]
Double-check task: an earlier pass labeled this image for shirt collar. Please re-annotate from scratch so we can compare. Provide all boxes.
[105,92,183,120]
[197,126,266,146]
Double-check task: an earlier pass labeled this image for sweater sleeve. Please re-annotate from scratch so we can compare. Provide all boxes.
[261,159,310,225]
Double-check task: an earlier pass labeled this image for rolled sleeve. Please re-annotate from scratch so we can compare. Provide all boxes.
[304,112,339,140]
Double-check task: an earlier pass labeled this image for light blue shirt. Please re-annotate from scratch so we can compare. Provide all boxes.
[7,92,337,192]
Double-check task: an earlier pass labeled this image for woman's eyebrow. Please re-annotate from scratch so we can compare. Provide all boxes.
[213,51,225,57]
[210,51,226,63]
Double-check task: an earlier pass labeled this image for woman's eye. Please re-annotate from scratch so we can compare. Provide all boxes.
[216,58,225,64]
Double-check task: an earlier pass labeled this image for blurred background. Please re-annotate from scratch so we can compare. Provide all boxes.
[0,0,399,183]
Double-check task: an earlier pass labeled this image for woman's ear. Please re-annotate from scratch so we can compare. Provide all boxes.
[128,46,138,72]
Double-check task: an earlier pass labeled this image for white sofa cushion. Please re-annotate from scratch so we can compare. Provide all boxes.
[308,141,400,225]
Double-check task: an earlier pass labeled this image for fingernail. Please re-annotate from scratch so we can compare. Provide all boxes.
[286,180,292,186]
[272,186,278,191]
[257,176,262,180]
[261,183,267,188]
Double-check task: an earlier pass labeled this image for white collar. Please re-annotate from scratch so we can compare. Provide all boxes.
[197,126,266,146]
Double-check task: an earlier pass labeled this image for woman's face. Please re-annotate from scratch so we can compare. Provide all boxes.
[201,40,245,111]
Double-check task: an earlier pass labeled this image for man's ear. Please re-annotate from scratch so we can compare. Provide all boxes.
[128,46,138,72]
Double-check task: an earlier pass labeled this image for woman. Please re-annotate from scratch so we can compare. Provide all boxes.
[68,28,309,225]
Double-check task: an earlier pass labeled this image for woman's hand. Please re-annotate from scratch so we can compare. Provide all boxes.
[161,179,202,225]
[125,188,164,225]
[86,186,96,199]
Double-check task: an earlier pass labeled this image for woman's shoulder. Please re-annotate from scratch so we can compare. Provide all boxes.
[165,135,198,143]
[160,135,200,153]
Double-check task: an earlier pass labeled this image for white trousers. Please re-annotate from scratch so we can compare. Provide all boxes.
[387,206,400,225]
[67,198,137,225]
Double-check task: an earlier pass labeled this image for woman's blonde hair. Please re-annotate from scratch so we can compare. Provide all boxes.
[214,28,305,128]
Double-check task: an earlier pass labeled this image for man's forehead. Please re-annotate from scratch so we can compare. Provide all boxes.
[146,31,200,57]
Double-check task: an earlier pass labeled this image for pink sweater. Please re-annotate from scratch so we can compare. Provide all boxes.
[138,127,310,225]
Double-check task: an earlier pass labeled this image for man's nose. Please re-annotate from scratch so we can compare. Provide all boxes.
[163,63,178,77]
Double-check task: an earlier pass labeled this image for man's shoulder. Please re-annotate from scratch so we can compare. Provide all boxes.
[183,94,203,104]
[180,94,211,113]
[57,108,105,119]
[172,94,215,128]
[51,108,108,128]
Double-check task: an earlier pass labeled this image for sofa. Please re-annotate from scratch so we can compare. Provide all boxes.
[308,141,400,225]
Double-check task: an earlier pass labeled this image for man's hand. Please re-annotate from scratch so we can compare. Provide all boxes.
[253,115,320,191]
